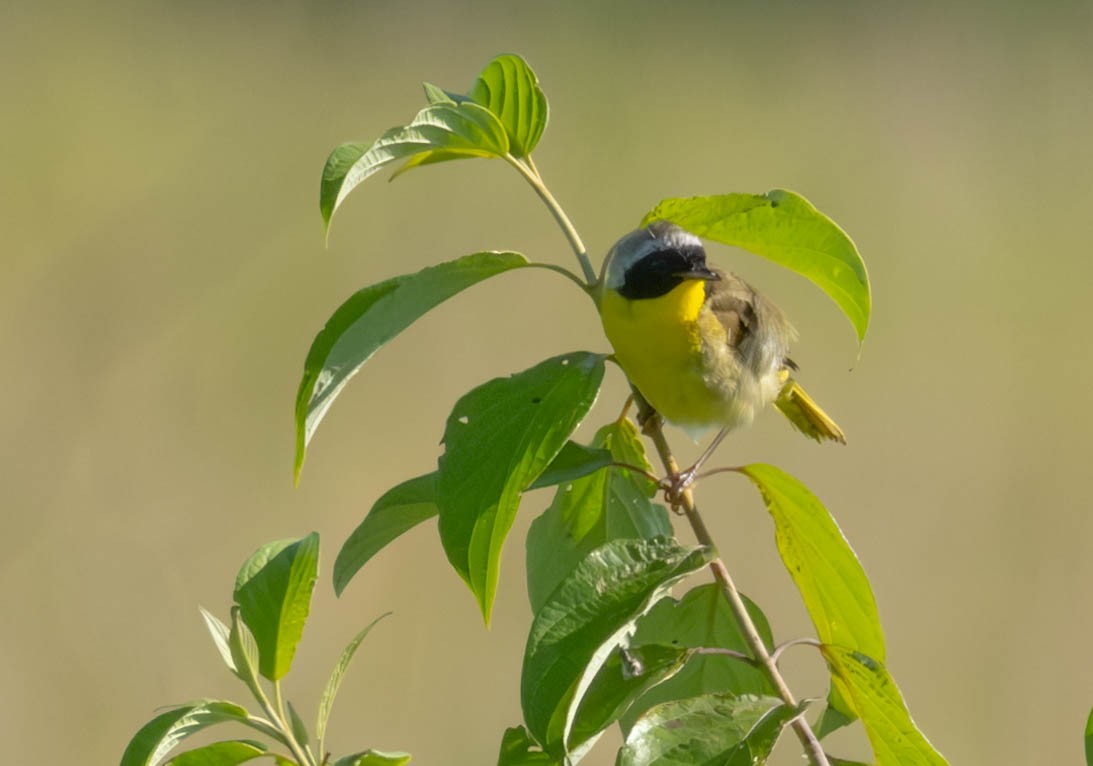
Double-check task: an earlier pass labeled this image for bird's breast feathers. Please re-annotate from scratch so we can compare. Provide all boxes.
[602,280,749,432]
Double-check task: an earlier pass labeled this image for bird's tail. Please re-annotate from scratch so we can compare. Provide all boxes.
[774,377,847,444]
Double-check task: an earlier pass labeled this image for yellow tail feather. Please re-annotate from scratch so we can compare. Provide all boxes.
[774,377,847,445]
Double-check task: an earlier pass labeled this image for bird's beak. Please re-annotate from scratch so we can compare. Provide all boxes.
[673,267,720,281]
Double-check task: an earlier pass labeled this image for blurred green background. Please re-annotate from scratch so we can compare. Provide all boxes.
[4,1,1092,764]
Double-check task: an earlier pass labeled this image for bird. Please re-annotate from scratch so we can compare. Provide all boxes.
[596,220,844,486]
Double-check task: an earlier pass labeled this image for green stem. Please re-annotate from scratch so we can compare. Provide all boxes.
[257,680,315,766]
[505,155,598,285]
[526,261,595,295]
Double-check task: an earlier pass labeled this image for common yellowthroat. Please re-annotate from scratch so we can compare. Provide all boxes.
[597,221,845,461]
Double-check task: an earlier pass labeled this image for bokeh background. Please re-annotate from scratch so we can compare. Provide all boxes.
[4,1,1092,764]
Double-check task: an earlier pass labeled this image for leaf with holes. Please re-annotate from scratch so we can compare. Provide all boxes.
[437,352,605,622]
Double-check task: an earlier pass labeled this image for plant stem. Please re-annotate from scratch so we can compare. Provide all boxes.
[637,401,830,766]
[258,680,315,766]
[505,155,599,286]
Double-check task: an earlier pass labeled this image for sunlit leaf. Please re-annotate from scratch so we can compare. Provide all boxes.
[333,474,438,595]
[526,419,668,615]
[166,740,268,766]
[739,464,884,725]
[437,352,606,623]
[321,101,508,230]
[227,606,263,703]
[121,701,257,766]
[520,537,710,756]
[642,191,870,344]
[233,533,320,681]
[821,645,947,766]
[618,693,799,766]
[295,252,530,481]
[621,583,775,731]
[467,53,548,157]
[317,613,391,749]
[199,607,236,675]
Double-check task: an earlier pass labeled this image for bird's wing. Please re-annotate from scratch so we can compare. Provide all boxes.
[704,269,758,351]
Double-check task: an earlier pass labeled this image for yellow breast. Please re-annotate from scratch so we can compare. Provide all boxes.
[600,281,727,429]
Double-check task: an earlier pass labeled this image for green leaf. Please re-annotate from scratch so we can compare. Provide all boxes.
[320,101,508,229]
[467,54,548,157]
[642,191,870,344]
[496,726,557,766]
[526,441,614,491]
[317,613,391,751]
[739,464,884,724]
[121,701,255,766]
[821,646,948,766]
[520,537,711,756]
[437,352,606,623]
[332,752,411,766]
[525,419,669,615]
[567,644,690,755]
[621,583,775,731]
[421,81,460,105]
[233,533,320,681]
[618,694,800,766]
[166,740,268,766]
[816,704,856,739]
[286,700,309,747]
[294,251,530,482]
[227,606,264,703]
[1086,707,1093,766]
[199,607,236,675]
[333,474,438,596]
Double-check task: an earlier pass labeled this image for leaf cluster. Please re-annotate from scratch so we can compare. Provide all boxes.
[123,534,405,766]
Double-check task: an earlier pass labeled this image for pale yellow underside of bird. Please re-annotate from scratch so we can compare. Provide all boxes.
[601,279,782,440]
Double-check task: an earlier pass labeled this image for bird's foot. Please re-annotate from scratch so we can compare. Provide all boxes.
[660,466,699,513]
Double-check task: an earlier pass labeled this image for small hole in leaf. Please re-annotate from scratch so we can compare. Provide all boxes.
[561,359,569,366]
[458,415,469,425]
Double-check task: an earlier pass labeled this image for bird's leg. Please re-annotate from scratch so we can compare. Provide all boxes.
[663,427,729,506]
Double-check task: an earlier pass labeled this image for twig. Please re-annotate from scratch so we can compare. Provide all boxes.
[634,394,831,766]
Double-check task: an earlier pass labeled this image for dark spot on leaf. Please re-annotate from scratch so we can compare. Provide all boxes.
[770,199,779,208]
[531,397,542,404]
